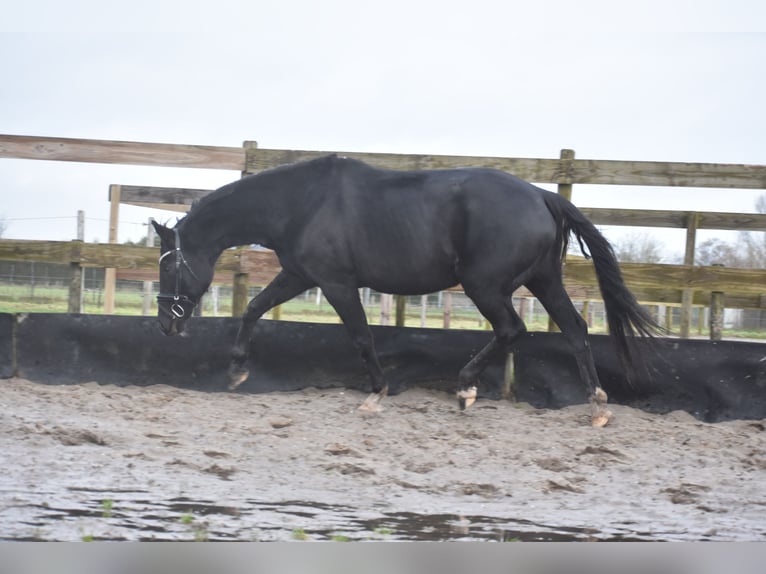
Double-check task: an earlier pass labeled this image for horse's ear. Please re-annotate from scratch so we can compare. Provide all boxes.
[151,220,175,245]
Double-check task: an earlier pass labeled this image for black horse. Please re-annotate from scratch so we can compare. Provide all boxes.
[153,155,659,426]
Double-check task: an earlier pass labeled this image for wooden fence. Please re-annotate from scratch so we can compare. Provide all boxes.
[3,134,766,338]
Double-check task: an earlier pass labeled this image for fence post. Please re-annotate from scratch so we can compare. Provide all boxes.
[395,295,406,327]
[503,353,515,401]
[380,293,392,326]
[556,148,575,202]
[664,305,673,331]
[77,210,85,241]
[242,140,258,176]
[443,291,452,329]
[68,262,83,313]
[68,211,85,314]
[68,240,84,313]
[104,184,121,314]
[232,272,249,317]
[710,290,724,341]
[679,212,699,337]
[549,148,575,332]
[212,285,220,316]
[142,217,156,315]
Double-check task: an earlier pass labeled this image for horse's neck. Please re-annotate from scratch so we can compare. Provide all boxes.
[180,160,331,258]
[180,189,280,260]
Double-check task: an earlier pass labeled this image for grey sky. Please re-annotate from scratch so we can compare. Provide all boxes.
[1,1,765,258]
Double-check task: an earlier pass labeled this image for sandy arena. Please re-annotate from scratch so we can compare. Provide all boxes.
[1,377,764,541]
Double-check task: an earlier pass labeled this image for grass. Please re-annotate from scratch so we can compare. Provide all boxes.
[193,527,210,542]
[178,511,209,541]
[179,513,195,525]
[292,528,310,541]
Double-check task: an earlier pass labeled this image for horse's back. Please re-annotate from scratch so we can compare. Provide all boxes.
[324,160,558,293]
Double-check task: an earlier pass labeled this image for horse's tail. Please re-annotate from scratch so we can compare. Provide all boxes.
[542,191,662,375]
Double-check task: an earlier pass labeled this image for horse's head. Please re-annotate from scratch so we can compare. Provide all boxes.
[152,221,213,336]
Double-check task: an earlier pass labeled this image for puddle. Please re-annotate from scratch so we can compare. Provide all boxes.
[2,494,652,541]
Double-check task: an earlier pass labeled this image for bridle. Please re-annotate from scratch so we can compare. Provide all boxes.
[156,228,199,319]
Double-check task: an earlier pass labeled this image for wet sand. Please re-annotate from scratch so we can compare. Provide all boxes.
[1,377,764,541]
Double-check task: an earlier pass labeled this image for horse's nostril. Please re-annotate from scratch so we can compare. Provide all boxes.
[157,317,176,336]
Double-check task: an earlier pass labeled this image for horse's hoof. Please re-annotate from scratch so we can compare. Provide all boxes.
[228,369,249,390]
[457,386,477,410]
[591,409,612,428]
[358,392,384,413]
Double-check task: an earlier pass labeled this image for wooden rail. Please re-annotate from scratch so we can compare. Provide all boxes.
[243,146,766,189]
[115,182,766,233]
[116,185,211,212]
[0,134,244,170]
[3,133,766,188]
[580,208,766,231]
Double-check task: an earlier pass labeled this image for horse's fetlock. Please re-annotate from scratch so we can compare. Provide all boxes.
[231,347,247,363]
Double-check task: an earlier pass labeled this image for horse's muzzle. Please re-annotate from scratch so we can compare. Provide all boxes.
[158,315,186,336]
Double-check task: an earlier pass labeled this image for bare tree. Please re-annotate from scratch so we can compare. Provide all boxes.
[740,193,766,268]
[696,237,745,267]
[695,193,766,269]
[612,231,666,263]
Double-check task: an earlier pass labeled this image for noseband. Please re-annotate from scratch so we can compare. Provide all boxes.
[157,228,199,319]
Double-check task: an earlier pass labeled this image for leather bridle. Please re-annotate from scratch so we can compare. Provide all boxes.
[156,228,199,319]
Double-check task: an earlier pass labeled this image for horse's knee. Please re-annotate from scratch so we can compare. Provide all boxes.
[496,324,525,349]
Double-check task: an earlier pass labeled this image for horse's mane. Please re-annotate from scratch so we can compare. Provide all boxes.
[180,155,341,226]
[183,179,241,221]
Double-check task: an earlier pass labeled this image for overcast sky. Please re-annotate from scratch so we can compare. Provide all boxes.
[1,1,765,258]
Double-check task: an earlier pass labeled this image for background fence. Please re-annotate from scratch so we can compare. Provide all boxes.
[2,134,766,339]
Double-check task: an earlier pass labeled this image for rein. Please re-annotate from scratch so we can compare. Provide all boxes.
[157,228,199,319]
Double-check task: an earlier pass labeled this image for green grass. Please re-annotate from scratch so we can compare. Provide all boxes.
[101,499,114,518]
[179,513,195,525]
[0,284,149,315]
[292,528,310,541]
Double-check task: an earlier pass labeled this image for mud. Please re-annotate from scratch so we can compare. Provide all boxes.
[1,377,765,541]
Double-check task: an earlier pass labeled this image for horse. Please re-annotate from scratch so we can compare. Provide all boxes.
[152,154,659,426]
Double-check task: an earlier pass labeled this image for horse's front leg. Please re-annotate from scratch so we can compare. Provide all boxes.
[319,284,388,412]
[228,271,311,389]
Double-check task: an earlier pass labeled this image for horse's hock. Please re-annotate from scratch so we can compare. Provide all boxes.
[2,313,766,423]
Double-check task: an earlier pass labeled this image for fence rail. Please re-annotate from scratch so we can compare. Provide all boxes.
[243,146,766,189]
[0,134,244,170]
[3,134,766,188]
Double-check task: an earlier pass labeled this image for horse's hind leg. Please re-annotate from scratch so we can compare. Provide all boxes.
[228,271,311,389]
[527,276,611,427]
[457,290,526,410]
[319,283,388,412]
